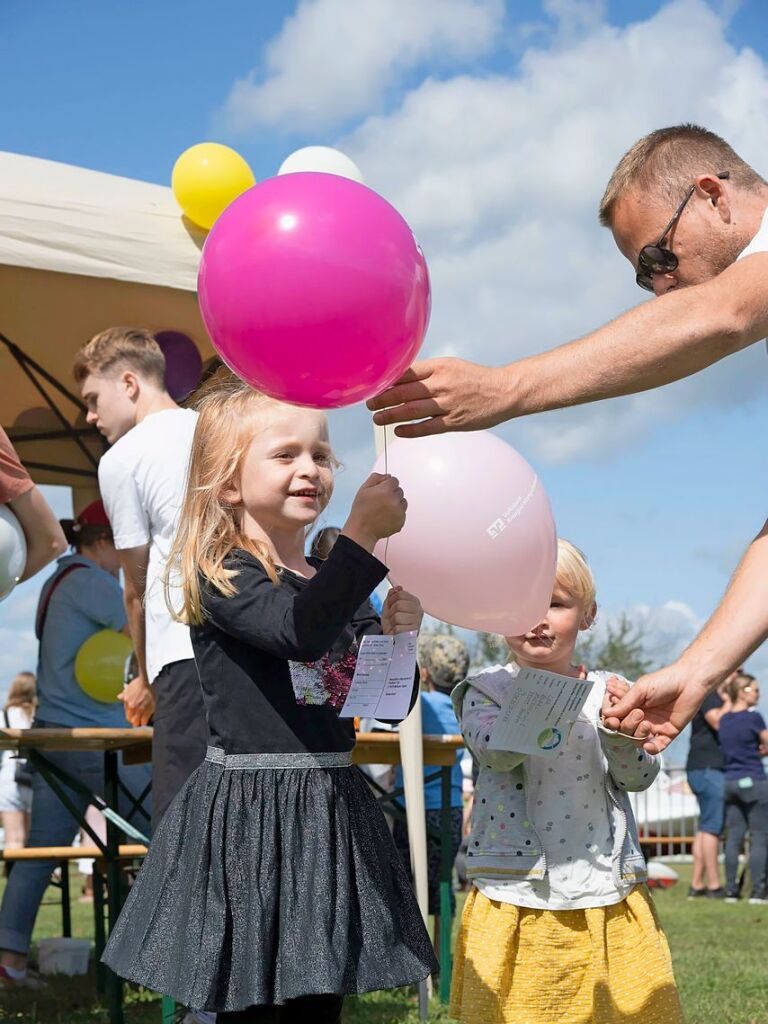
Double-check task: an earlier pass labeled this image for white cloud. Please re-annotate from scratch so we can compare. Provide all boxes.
[335,0,768,461]
[219,0,504,134]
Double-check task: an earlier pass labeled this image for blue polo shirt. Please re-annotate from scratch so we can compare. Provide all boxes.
[719,710,767,782]
[395,691,464,811]
[34,554,129,728]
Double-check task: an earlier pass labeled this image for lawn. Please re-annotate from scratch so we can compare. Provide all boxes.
[0,864,766,1023]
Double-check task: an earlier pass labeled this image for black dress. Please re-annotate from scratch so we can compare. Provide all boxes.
[102,537,437,1012]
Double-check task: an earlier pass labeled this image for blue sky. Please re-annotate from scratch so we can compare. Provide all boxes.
[2,0,768,759]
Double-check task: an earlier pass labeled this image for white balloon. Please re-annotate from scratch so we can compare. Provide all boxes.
[0,505,27,602]
[277,146,364,184]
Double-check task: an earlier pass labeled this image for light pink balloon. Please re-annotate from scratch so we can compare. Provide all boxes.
[373,433,557,636]
[198,172,430,409]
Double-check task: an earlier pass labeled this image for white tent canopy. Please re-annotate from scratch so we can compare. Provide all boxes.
[0,150,205,289]
[0,151,212,490]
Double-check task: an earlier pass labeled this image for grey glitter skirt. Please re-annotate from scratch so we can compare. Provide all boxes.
[102,747,437,1012]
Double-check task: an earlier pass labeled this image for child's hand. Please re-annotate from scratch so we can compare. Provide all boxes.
[381,586,423,635]
[342,473,407,552]
[601,675,630,721]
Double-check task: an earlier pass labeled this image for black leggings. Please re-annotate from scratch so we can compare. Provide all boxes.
[724,778,768,897]
[218,994,344,1023]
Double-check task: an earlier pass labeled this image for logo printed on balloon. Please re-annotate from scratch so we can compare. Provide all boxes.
[371,432,557,637]
[486,477,539,540]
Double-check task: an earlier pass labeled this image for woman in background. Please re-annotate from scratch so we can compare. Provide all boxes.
[0,673,37,855]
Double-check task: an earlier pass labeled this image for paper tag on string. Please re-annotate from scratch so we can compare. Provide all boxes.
[339,631,417,721]
[488,667,593,758]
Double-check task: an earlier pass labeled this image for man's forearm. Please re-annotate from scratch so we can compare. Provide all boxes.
[505,256,767,418]
[675,522,768,691]
[124,593,150,682]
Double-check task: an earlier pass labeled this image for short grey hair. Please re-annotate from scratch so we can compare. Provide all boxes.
[599,124,766,228]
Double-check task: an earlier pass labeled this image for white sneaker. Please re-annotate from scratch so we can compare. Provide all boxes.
[0,964,47,990]
[748,896,768,905]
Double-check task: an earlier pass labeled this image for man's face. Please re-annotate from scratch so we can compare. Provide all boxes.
[611,184,743,296]
[80,372,137,444]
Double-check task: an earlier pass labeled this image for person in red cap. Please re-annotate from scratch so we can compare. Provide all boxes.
[0,498,152,990]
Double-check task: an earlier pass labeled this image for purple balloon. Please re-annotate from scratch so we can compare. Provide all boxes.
[155,331,203,401]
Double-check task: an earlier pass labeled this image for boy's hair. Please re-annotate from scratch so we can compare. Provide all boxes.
[555,539,597,613]
[165,370,333,626]
[73,327,166,388]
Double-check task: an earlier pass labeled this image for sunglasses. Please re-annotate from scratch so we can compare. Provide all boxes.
[635,171,730,292]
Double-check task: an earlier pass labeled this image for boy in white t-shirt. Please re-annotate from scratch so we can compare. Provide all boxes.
[74,327,207,828]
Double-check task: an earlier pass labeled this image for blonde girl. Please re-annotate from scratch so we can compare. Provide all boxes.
[450,540,683,1024]
[103,374,437,1022]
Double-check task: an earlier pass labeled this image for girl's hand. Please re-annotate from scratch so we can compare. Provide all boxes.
[601,675,630,721]
[342,474,407,553]
[381,586,423,635]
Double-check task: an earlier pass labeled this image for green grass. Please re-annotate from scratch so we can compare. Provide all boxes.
[0,864,766,1022]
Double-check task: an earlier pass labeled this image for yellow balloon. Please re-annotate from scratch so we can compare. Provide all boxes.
[172,142,256,230]
[75,630,133,703]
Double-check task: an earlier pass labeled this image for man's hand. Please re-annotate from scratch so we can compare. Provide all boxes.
[602,662,708,754]
[367,359,512,437]
[381,586,424,635]
[119,675,155,727]
[601,675,629,719]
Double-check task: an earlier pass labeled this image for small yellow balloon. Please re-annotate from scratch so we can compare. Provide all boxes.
[172,142,256,230]
[75,630,133,703]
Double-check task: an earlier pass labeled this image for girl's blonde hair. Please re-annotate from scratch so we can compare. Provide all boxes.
[4,672,36,717]
[166,372,316,626]
[555,539,597,614]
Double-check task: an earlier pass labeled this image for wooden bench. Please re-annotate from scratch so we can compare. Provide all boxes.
[1,845,147,861]
[1,843,149,997]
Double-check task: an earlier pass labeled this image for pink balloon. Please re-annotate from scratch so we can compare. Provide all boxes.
[373,433,557,636]
[198,172,430,409]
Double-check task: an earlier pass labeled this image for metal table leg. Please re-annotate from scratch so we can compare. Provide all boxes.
[104,750,124,1024]
[60,860,71,938]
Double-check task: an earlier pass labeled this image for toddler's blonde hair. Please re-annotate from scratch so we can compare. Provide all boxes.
[555,539,597,614]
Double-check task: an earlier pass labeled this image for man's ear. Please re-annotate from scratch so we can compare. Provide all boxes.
[696,173,731,224]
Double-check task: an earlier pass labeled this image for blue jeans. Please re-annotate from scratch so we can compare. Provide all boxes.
[687,767,726,836]
[0,722,152,955]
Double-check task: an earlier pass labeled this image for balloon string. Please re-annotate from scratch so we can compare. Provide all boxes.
[383,425,391,567]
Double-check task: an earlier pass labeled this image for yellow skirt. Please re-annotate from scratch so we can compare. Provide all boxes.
[450,885,684,1024]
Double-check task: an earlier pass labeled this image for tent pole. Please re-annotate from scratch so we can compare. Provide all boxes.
[373,422,432,1014]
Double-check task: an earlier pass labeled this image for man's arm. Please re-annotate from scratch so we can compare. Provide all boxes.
[8,487,67,581]
[369,251,768,436]
[118,545,155,727]
[605,519,768,753]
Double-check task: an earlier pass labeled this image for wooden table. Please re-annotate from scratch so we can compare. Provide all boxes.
[0,728,464,1016]
[0,727,153,1024]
